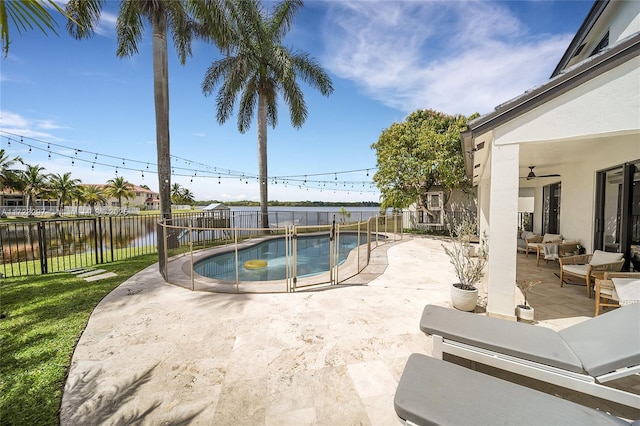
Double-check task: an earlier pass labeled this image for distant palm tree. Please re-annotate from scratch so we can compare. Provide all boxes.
[65,0,231,222]
[180,188,195,206]
[171,182,184,204]
[0,0,68,56]
[20,164,49,215]
[48,172,81,216]
[0,148,23,192]
[104,176,134,209]
[201,0,333,229]
[81,185,107,215]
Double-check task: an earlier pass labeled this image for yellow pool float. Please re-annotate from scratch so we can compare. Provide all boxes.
[243,259,268,270]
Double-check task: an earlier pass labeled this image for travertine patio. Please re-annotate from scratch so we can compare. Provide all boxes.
[59,236,638,425]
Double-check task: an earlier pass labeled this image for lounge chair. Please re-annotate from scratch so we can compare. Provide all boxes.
[559,250,625,297]
[394,354,635,425]
[419,304,640,410]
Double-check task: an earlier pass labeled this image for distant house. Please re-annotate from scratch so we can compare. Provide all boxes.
[404,188,476,230]
[462,0,640,318]
[79,184,160,210]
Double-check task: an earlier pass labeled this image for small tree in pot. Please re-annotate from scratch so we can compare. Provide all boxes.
[442,217,488,311]
[516,279,541,321]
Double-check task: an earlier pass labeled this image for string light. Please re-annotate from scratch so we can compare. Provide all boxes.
[0,130,381,194]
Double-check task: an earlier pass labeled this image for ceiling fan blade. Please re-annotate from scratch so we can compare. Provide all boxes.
[537,174,561,178]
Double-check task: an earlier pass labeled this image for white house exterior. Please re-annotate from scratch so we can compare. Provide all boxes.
[462,0,640,319]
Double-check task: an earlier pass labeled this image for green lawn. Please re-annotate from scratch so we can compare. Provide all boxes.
[0,254,159,426]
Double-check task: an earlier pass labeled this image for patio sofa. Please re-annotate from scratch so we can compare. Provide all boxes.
[394,353,635,425]
[418,304,640,411]
[516,230,538,254]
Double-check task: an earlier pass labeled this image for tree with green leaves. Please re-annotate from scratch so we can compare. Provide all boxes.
[180,187,195,206]
[65,0,230,222]
[48,172,81,216]
[0,0,67,56]
[371,109,478,210]
[20,164,49,215]
[104,176,134,208]
[80,185,107,215]
[201,0,333,229]
[170,182,184,204]
[0,148,23,192]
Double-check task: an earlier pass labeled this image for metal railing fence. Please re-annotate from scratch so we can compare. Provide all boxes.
[158,214,402,293]
[0,210,391,278]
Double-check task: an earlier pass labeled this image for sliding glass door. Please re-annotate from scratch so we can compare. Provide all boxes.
[595,160,640,271]
[542,183,561,235]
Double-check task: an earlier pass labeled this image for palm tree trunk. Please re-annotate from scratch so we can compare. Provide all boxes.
[152,11,172,223]
[258,93,269,230]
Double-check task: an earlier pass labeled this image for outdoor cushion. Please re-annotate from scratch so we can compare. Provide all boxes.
[563,264,589,276]
[590,250,624,266]
[420,305,584,373]
[558,303,640,377]
[394,354,630,426]
[542,233,562,243]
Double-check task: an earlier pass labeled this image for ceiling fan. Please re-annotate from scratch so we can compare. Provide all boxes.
[522,166,560,180]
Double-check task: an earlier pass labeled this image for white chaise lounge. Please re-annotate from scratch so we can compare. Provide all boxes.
[419,304,640,410]
[394,354,636,426]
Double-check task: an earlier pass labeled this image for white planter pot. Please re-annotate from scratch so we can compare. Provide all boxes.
[517,305,535,321]
[451,284,478,312]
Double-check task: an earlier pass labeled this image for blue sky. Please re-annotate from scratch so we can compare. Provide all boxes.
[0,0,593,203]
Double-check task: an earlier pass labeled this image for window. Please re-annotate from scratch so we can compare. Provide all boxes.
[589,31,609,57]
[542,183,561,234]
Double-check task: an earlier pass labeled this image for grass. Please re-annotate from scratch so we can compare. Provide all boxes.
[0,253,159,426]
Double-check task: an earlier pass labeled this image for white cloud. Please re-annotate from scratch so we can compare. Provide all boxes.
[321,1,573,116]
[192,132,206,137]
[0,111,66,141]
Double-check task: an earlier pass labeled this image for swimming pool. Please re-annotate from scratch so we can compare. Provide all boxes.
[193,233,363,281]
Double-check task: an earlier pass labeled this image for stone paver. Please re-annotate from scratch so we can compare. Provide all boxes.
[61,236,633,425]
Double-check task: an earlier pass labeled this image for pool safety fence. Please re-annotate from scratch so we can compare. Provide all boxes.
[0,210,396,278]
[157,214,402,293]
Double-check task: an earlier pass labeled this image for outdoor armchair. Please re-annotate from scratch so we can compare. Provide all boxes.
[595,272,640,316]
[526,233,562,257]
[559,250,625,297]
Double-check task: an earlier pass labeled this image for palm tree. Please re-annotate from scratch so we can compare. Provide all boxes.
[171,182,184,204]
[20,164,49,215]
[0,148,23,192]
[201,0,333,229]
[81,185,107,215]
[65,0,230,222]
[180,188,195,206]
[48,172,81,216]
[0,0,67,56]
[104,176,134,209]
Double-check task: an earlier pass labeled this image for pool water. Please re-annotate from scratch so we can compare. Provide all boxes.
[193,234,363,281]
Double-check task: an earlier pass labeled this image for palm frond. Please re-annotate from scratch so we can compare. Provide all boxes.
[65,0,104,39]
[269,0,302,40]
[237,80,258,132]
[115,0,144,58]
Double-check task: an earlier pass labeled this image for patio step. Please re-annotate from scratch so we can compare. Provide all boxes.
[84,272,118,282]
[76,269,106,278]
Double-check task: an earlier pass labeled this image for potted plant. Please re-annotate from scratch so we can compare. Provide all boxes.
[516,279,541,321]
[442,217,488,311]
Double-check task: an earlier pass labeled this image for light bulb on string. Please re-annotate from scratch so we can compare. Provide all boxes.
[48,152,51,159]
[71,158,74,166]
[28,146,32,153]
[7,138,10,146]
